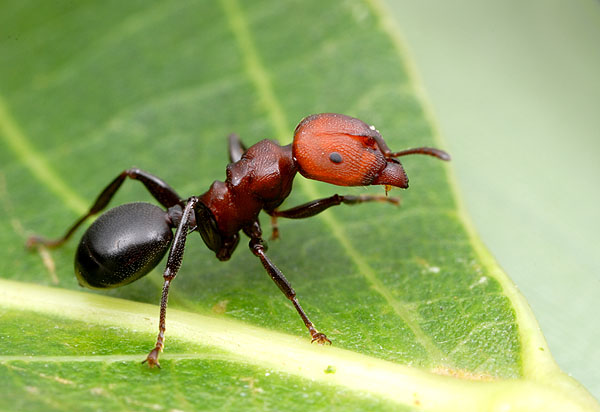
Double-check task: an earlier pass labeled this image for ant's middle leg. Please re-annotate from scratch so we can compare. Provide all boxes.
[27,168,183,249]
[268,194,400,239]
[244,221,331,345]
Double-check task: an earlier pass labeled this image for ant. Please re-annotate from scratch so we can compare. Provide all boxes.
[27,113,450,367]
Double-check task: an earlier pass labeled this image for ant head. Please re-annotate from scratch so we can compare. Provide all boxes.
[292,113,449,189]
[293,113,402,187]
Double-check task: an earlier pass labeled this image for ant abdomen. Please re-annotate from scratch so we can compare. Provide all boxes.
[75,202,173,289]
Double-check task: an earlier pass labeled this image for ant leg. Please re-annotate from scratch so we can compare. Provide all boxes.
[269,215,280,240]
[144,196,198,368]
[27,168,183,249]
[268,194,399,239]
[228,133,247,163]
[272,194,400,219]
[245,222,330,345]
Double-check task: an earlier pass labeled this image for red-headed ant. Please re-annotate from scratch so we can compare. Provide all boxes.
[27,113,450,367]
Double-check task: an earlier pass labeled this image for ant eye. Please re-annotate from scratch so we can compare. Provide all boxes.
[329,152,343,164]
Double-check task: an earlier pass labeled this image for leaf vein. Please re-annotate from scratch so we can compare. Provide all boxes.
[219,0,445,365]
[0,94,87,214]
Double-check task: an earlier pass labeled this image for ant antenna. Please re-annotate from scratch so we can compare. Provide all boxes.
[369,131,450,162]
[388,147,451,161]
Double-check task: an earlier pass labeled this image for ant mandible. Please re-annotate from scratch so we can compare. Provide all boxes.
[27,113,450,367]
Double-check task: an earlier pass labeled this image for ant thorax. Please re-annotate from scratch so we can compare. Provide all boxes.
[199,139,296,238]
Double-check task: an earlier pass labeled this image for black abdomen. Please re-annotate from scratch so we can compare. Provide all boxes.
[75,202,173,289]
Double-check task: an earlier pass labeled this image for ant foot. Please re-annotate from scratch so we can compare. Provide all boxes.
[367,194,400,206]
[142,348,162,368]
[310,331,332,345]
[385,196,401,205]
[25,235,63,250]
[25,235,44,249]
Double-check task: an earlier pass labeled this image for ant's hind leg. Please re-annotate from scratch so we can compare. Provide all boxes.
[27,168,183,249]
[268,194,400,239]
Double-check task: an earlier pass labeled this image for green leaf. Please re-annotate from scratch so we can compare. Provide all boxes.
[0,1,596,411]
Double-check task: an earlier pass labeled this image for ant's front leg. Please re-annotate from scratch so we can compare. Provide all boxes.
[27,168,183,249]
[244,221,330,345]
[267,194,399,239]
[144,196,198,368]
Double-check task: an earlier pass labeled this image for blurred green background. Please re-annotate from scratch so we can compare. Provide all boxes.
[388,0,600,399]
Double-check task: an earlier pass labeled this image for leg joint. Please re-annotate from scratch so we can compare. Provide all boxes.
[249,237,268,255]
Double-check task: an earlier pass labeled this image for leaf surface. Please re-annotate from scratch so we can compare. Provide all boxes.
[0,0,597,411]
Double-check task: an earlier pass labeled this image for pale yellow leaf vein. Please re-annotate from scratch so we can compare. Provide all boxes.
[1,279,595,412]
[0,94,87,214]
[362,0,555,381]
[219,0,445,364]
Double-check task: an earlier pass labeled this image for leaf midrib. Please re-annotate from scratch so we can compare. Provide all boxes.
[1,278,594,412]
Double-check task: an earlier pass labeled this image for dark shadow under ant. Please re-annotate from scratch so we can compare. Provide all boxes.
[27,113,450,367]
